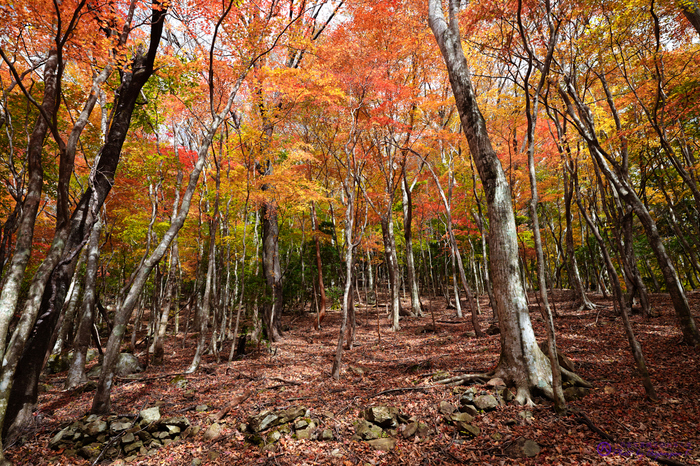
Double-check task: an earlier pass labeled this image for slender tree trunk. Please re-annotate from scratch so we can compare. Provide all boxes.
[379,215,402,331]
[401,170,423,317]
[65,220,102,389]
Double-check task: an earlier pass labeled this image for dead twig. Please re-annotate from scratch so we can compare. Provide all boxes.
[432,373,492,386]
[368,386,430,398]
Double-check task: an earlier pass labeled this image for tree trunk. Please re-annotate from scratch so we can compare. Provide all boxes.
[379,215,402,331]
[429,0,571,404]
[401,169,423,317]
[65,220,102,389]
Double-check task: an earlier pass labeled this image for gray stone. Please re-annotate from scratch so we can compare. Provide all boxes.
[354,419,383,440]
[49,426,76,449]
[86,348,100,363]
[448,412,474,424]
[123,441,143,454]
[170,375,188,389]
[362,406,398,428]
[46,352,72,374]
[110,420,132,432]
[121,432,135,443]
[294,419,309,430]
[139,407,161,425]
[87,365,102,378]
[402,422,418,438]
[207,450,220,460]
[267,430,282,443]
[203,423,222,441]
[77,443,102,460]
[166,425,181,435]
[191,459,202,466]
[138,431,153,442]
[439,401,456,415]
[277,406,306,424]
[195,404,208,412]
[367,438,396,451]
[320,429,334,440]
[83,419,107,437]
[459,405,479,417]
[474,394,499,411]
[149,440,162,449]
[507,437,541,458]
[248,411,280,433]
[455,422,480,437]
[161,416,190,429]
[116,353,143,376]
[162,438,173,446]
[330,448,343,457]
[295,427,313,440]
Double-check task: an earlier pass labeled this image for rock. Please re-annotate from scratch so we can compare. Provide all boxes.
[207,450,220,461]
[459,404,479,417]
[166,425,181,435]
[46,352,72,374]
[121,432,135,443]
[138,431,153,442]
[455,422,480,437]
[191,459,202,466]
[87,365,102,378]
[77,443,102,460]
[459,389,475,404]
[110,420,132,432]
[139,407,161,425]
[295,427,313,440]
[367,438,396,451]
[330,448,343,458]
[506,437,541,458]
[518,410,533,420]
[447,412,474,424]
[294,419,309,430]
[83,419,107,437]
[473,394,499,411]
[563,386,590,401]
[203,423,222,441]
[403,422,418,438]
[362,406,399,428]
[86,348,100,363]
[170,375,188,389]
[149,440,162,449]
[196,404,208,412]
[501,389,514,403]
[432,370,450,381]
[268,429,283,443]
[161,416,190,430]
[485,323,500,335]
[276,406,306,424]
[487,377,506,389]
[49,425,77,449]
[354,420,383,440]
[123,441,143,454]
[320,429,334,441]
[248,411,280,433]
[116,353,143,376]
[439,401,456,415]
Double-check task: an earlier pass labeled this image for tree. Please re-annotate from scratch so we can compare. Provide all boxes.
[428,0,584,405]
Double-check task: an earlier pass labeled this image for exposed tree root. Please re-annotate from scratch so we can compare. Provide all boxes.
[432,372,494,386]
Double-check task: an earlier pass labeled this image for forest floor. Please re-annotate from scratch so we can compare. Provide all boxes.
[6,289,700,465]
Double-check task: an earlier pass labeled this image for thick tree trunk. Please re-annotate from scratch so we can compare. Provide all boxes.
[429,0,566,404]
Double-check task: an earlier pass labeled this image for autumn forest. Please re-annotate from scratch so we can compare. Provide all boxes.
[0,0,699,464]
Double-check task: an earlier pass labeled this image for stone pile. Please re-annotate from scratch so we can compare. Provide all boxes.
[48,407,191,462]
[352,406,428,451]
[243,405,334,451]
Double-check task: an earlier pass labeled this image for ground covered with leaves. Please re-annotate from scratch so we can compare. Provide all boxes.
[7,290,700,465]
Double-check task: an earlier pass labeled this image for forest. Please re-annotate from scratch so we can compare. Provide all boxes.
[0,0,699,464]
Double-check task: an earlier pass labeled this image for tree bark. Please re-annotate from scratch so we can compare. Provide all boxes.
[429,0,565,404]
